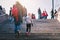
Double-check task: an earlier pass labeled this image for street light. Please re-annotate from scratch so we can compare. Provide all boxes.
[52,0,54,11]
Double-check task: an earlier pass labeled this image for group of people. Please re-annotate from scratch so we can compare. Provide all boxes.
[0,5,6,15]
[9,4,33,36]
[0,4,59,37]
[41,10,48,19]
[38,8,48,19]
[51,9,57,19]
[9,6,59,37]
[38,8,58,19]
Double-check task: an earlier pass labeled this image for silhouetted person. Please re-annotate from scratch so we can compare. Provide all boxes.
[51,9,54,19]
[0,5,2,15]
[0,5,2,10]
[38,8,41,19]
[9,7,14,23]
[55,9,57,14]
[54,9,57,19]
[0,6,5,15]
[9,7,12,16]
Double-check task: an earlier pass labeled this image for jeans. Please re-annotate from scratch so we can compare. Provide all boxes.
[41,16,47,19]
[15,24,21,33]
[9,16,14,23]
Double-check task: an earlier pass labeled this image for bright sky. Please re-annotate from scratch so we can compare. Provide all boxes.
[0,0,60,19]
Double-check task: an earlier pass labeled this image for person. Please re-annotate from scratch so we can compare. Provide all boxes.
[54,9,57,19]
[0,5,2,15]
[54,9,57,16]
[51,9,54,19]
[2,8,6,14]
[9,7,12,16]
[0,5,2,10]
[9,7,14,23]
[55,9,57,14]
[41,11,48,19]
[38,8,41,19]
[25,14,33,35]
[41,11,45,19]
[11,5,21,35]
[44,10,48,19]
[32,14,35,19]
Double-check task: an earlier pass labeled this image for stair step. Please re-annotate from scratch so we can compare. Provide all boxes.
[0,33,60,40]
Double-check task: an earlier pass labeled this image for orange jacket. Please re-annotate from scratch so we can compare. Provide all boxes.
[12,6,18,21]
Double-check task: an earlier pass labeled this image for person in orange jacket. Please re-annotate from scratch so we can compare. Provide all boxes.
[12,5,21,35]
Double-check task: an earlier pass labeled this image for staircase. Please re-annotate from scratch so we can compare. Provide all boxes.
[31,19,60,33]
[0,19,60,40]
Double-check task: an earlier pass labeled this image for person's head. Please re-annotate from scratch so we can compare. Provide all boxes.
[13,5,16,8]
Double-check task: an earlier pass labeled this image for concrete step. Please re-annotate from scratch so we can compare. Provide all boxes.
[0,33,60,40]
[0,19,60,34]
[32,19,60,26]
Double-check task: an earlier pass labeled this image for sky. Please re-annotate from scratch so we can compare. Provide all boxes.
[0,0,60,19]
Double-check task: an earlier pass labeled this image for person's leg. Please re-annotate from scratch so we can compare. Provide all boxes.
[15,25,18,34]
[45,16,47,19]
[11,17,14,23]
[51,16,52,19]
[26,24,29,32]
[51,16,54,19]
[41,16,44,19]
[46,16,47,19]
[17,24,22,33]
[29,24,31,33]
[53,16,54,19]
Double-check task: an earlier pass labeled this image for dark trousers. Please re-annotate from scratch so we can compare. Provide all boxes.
[51,16,54,19]
[26,23,31,32]
[45,16,47,19]
[14,22,21,34]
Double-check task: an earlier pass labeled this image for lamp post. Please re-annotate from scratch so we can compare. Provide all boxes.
[52,0,54,11]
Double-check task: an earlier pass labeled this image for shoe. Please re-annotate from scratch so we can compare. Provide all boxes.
[19,31,21,33]
[28,32,30,35]
[26,32,30,35]
[17,30,21,33]
[26,32,28,35]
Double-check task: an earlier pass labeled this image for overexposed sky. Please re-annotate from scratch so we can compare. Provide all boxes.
[0,0,60,19]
